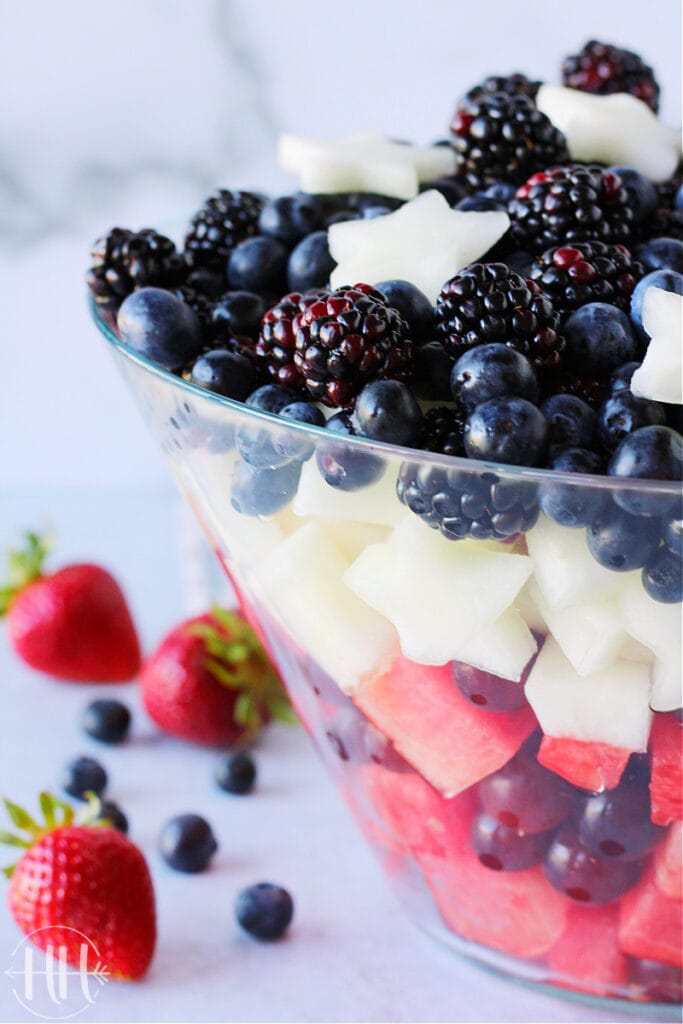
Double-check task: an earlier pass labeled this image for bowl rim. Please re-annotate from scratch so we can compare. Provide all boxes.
[90,294,683,498]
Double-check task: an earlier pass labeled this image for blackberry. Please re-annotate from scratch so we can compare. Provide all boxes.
[562,39,660,113]
[255,290,328,388]
[435,262,564,373]
[292,284,413,407]
[174,282,215,335]
[541,369,609,411]
[419,405,466,457]
[509,165,636,253]
[463,73,541,104]
[640,172,683,242]
[529,242,643,320]
[184,190,265,270]
[450,92,569,190]
[87,227,186,311]
[397,462,539,542]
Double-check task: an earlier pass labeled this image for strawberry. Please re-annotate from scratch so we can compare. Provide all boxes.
[1,794,156,980]
[0,532,141,682]
[140,607,294,746]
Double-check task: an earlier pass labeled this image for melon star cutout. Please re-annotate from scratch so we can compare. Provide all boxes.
[630,287,683,405]
[278,133,456,201]
[328,190,510,303]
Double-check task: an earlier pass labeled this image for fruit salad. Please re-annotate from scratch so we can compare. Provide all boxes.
[88,39,682,1007]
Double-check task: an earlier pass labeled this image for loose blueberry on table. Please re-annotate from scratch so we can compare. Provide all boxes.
[87,37,682,1005]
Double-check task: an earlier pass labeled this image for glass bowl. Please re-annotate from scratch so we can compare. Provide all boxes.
[91,299,682,1012]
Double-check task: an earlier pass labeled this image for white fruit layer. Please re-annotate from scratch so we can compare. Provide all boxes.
[536,85,681,182]
[620,583,683,711]
[294,458,406,527]
[631,288,683,405]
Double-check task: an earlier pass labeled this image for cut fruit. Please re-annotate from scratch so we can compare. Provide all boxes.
[525,638,652,752]
[619,866,683,969]
[259,521,399,695]
[293,459,406,527]
[537,735,631,792]
[547,904,628,996]
[303,518,390,564]
[354,656,537,796]
[528,580,626,677]
[654,823,683,901]
[278,132,456,200]
[453,609,537,683]
[344,517,532,667]
[649,713,683,826]
[631,288,683,405]
[621,584,683,712]
[536,85,680,182]
[514,581,548,635]
[526,514,639,612]
[328,190,510,303]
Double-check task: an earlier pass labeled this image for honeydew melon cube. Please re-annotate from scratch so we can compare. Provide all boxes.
[455,608,538,682]
[620,583,682,711]
[514,580,548,634]
[260,520,399,694]
[525,638,653,750]
[618,635,655,664]
[293,458,406,527]
[631,288,683,405]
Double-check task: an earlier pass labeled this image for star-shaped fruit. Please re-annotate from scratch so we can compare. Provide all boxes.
[278,132,456,200]
[328,190,510,302]
[631,287,683,405]
[536,85,680,182]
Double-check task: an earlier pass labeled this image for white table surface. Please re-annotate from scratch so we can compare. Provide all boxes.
[0,486,674,1024]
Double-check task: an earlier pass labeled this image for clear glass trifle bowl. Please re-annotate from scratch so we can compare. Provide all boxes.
[91,298,682,1011]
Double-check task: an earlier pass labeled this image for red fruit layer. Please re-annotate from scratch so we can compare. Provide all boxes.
[649,713,683,826]
[619,866,683,970]
[537,735,631,792]
[547,904,628,997]
[654,823,683,902]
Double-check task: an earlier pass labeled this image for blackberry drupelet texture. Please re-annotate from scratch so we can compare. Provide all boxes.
[529,242,643,320]
[562,39,660,112]
[87,227,186,311]
[255,290,329,388]
[184,190,265,270]
[462,73,541,104]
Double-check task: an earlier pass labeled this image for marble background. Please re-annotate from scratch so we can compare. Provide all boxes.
[2,0,681,486]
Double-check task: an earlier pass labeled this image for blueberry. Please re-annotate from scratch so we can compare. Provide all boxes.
[609,361,641,393]
[351,381,423,446]
[238,387,305,468]
[483,182,517,203]
[190,349,257,401]
[413,340,452,400]
[287,231,336,292]
[361,205,391,219]
[663,518,683,557]
[258,194,322,246]
[276,401,326,462]
[227,237,288,296]
[325,209,360,226]
[231,459,301,516]
[62,756,107,800]
[374,280,434,343]
[637,237,683,275]
[587,504,661,571]
[159,813,218,873]
[456,194,505,212]
[117,287,203,372]
[608,166,658,224]
[215,752,257,795]
[97,800,129,834]
[211,291,266,340]
[631,269,683,334]
[540,394,597,456]
[464,397,548,467]
[81,699,131,744]
[642,547,683,603]
[246,384,302,414]
[564,303,638,375]
[597,391,667,451]
[419,174,467,205]
[316,412,384,491]
[235,882,293,940]
[676,184,683,212]
[608,425,683,516]
[451,344,539,413]
[540,448,606,527]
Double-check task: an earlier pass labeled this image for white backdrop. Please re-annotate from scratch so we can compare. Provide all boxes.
[2,0,681,486]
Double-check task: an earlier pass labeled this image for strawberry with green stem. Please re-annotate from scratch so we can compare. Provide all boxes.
[1,793,156,980]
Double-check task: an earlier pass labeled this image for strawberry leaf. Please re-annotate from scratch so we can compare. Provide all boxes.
[4,800,38,832]
[0,531,51,615]
[0,831,30,848]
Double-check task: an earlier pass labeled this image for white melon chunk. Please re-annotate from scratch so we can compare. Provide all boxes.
[344,516,532,665]
[278,133,456,200]
[527,580,626,676]
[526,513,640,610]
[514,580,548,634]
[293,458,406,527]
[525,638,653,750]
[455,608,538,682]
[618,635,655,664]
[309,518,390,563]
[631,288,683,404]
[260,521,399,694]
[537,86,681,182]
[621,583,683,711]
[329,190,510,303]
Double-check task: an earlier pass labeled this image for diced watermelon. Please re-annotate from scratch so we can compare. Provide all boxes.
[354,657,537,796]
[547,904,628,996]
[654,823,683,902]
[619,867,683,969]
[537,735,631,792]
[649,713,683,826]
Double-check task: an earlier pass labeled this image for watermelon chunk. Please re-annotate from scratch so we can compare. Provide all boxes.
[354,657,537,796]
[650,712,683,826]
[654,823,683,901]
[547,904,628,996]
[537,735,631,792]
[619,867,683,969]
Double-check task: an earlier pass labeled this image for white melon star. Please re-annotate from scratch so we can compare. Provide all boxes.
[328,190,510,302]
[536,85,681,182]
[620,582,683,711]
[278,132,456,200]
[630,287,683,405]
[343,516,533,667]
